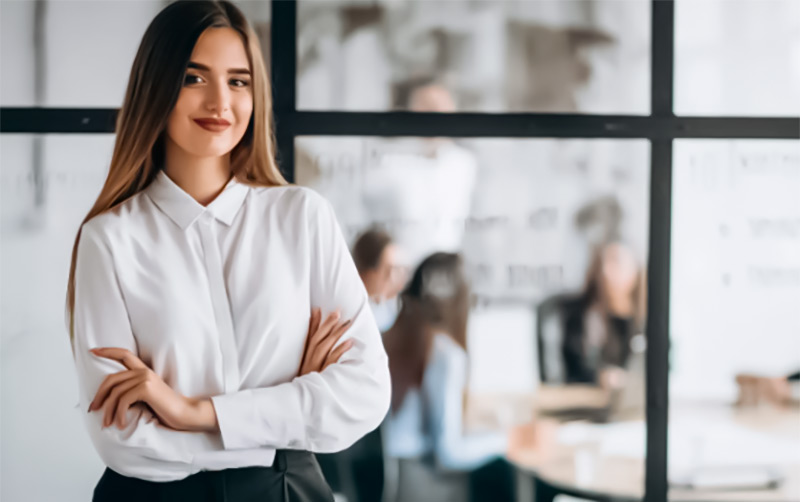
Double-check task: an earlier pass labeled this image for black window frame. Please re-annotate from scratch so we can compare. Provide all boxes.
[1,1,798,501]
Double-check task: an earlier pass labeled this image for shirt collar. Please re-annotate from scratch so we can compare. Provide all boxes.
[145,170,249,231]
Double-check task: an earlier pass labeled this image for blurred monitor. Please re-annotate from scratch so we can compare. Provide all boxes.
[467,302,539,395]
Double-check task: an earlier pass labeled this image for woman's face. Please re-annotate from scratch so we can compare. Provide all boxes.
[363,244,406,302]
[600,243,639,297]
[165,27,253,159]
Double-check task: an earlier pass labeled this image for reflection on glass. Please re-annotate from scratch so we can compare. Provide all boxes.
[297,0,650,114]
[675,0,800,116]
[669,140,800,501]
[0,1,270,107]
[298,136,650,500]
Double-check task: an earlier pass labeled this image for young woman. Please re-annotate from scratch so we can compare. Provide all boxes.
[65,2,390,500]
[560,241,647,388]
[381,253,538,502]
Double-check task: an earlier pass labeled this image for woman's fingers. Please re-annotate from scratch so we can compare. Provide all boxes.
[102,375,145,428]
[323,339,354,370]
[303,310,335,359]
[314,310,342,344]
[309,308,322,337]
[305,311,340,361]
[310,312,346,357]
[299,308,353,375]
[317,320,352,359]
[300,308,321,370]
[316,321,353,370]
[90,370,138,411]
[90,347,148,370]
[115,385,146,429]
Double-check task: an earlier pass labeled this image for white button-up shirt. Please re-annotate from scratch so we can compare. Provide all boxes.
[71,170,391,481]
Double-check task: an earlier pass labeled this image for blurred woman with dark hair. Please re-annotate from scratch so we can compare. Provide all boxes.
[382,252,539,502]
[561,241,647,388]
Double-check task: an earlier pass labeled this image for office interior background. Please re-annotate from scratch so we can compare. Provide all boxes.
[1,0,798,501]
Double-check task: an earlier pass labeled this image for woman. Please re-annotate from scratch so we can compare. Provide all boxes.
[561,241,647,387]
[65,2,390,500]
[381,253,538,502]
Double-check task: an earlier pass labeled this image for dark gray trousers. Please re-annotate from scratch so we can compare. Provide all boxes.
[93,450,334,502]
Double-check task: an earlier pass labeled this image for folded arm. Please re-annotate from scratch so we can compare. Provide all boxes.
[72,223,219,481]
[210,192,392,453]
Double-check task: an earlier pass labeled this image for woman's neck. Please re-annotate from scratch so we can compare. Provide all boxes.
[604,293,635,318]
[164,140,233,206]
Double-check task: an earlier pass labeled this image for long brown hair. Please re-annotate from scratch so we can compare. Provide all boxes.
[383,253,471,412]
[581,241,647,364]
[65,0,286,342]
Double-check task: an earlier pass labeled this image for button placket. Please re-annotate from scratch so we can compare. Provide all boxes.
[198,213,240,393]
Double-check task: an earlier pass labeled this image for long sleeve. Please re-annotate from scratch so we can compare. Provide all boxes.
[72,222,219,481]
[424,336,507,472]
[210,193,392,453]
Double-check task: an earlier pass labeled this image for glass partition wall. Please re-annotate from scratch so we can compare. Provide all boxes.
[1,1,797,501]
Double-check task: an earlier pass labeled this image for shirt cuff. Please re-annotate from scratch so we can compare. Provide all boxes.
[211,390,259,450]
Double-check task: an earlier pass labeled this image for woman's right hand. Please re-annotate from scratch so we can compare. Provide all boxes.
[298,308,354,376]
[506,419,557,463]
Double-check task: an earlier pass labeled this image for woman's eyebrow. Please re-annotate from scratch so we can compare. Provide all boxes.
[187,61,251,75]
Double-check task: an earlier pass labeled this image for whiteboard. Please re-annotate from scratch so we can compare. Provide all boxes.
[670,140,800,400]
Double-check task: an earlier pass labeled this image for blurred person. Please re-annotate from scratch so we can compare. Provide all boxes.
[362,78,478,269]
[382,252,542,502]
[560,241,647,388]
[65,2,390,500]
[352,228,408,332]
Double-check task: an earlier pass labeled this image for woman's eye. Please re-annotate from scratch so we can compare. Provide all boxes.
[230,79,250,88]
[183,74,203,85]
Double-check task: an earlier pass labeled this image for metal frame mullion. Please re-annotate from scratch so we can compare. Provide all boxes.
[2,109,797,139]
[270,0,298,182]
[645,1,675,500]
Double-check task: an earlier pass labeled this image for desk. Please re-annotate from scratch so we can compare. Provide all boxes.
[465,385,613,429]
[503,397,800,502]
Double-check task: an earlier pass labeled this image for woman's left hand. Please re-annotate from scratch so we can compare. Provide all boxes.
[88,347,214,431]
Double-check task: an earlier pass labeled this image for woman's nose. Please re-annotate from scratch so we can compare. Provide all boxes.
[205,81,230,114]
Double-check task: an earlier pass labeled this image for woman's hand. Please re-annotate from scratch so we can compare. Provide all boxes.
[598,365,627,391]
[298,308,354,376]
[735,373,792,407]
[87,348,214,432]
[506,419,557,464]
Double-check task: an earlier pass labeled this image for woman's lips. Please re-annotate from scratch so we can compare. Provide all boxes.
[193,118,231,132]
